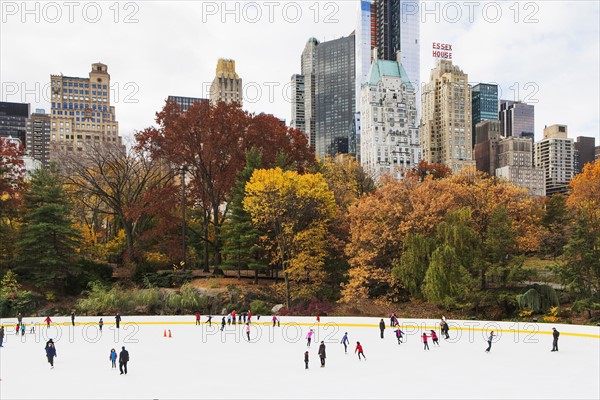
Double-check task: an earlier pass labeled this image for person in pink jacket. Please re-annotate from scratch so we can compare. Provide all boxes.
[422,332,430,350]
[306,329,314,347]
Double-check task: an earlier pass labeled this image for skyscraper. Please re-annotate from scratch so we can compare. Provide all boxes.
[25,109,51,168]
[360,53,419,182]
[421,60,473,173]
[471,83,499,147]
[290,74,305,133]
[474,120,501,176]
[301,38,319,148]
[0,101,30,145]
[534,124,575,196]
[49,63,121,162]
[499,100,534,138]
[496,136,545,197]
[356,0,420,118]
[314,33,356,159]
[167,96,208,113]
[209,59,243,106]
[573,136,596,174]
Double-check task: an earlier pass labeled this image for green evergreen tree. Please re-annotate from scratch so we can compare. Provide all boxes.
[392,233,435,299]
[221,148,267,282]
[14,163,81,289]
[541,194,571,258]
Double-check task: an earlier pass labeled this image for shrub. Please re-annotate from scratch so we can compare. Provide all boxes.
[249,300,270,315]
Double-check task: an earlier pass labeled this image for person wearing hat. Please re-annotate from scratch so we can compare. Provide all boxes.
[45,339,57,368]
[119,346,130,375]
[551,328,560,352]
[318,341,326,367]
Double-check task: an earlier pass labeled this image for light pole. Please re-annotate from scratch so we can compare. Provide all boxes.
[180,165,188,269]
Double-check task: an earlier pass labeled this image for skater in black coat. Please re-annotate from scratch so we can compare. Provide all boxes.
[485,331,495,353]
[304,351,309,369]
[220,317,226,331]
[379,319,385,339]
[551,328,560,352]
[45,339,57,368]
[318,341,326,367]
[119,346,129,374]
[115,313,121,329]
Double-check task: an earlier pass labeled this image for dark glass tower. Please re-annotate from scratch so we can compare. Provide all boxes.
[471,83,498,147]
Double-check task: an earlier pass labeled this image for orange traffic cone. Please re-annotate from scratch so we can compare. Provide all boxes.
[168,329,172,338]
[163,329,167,337]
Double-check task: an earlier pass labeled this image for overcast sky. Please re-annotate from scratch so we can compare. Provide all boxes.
[1,1,598,144]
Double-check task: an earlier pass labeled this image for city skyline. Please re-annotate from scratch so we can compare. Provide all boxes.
[1,1,598,144]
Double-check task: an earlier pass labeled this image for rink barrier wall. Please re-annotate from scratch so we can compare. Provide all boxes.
[3,320,599,339]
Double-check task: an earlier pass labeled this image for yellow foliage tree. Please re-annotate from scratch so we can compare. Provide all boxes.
[243,168,336,307]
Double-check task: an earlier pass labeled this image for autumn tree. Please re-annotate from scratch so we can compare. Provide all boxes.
[61,142,177,264]
[0,138,25,267]
[14,164,81,288]
[243,168,336,307]
[136,100,314,273]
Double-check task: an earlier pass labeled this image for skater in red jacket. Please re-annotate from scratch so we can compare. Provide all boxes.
[422,332,430,350]
[430,330,440,346]
[355,341,366,360]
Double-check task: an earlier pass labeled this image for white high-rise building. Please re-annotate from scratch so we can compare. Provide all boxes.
[360,51,420,182]
[534,124,575,196]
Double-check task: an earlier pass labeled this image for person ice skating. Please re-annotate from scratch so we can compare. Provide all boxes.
[45,339,57,368]
[0,326,5,347]
[115,313,121,329]
[71,311,75,326]
[238,314,242,324]
[316,315,320,324]
[306,329,314,347]
[551,328,560,352]
[245,323,251,341]
[99,318,104,332]
[430,330,440,346]
[485,331,495,353]
[109,348,117,368]
[227,313,232,325]
[422,332,430,350]
[231,310,237,325]
[441,318,450,339]
[318,341,326,367]
[119,346,129,375]
[341,332,349,353]
[220,317,226,331]
[379,319,385,339]
[242,312,247,324]
[30,322,35,334]
[20,322,25,336]
[44,316,52,328]
[390,312,398,327]
[15,323,19,335]
[247,310,252,323]
[395,328,404,344]
[206,315,212,326]
[355,341,366,360]
[272,315,278,327]
[304,351,309,369]
[195,313,201,325]
[17,313,23,326]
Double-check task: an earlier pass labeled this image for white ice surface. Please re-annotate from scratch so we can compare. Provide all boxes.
[0,316,598,400]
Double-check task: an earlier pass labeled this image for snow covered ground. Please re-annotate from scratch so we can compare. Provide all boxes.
[0,315,598,399]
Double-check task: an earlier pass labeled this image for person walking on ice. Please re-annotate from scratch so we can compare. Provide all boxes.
[485,331,495,353]
[551,328,560,352]
[45,339,57,369]
[430,330,440,346]
[109,348,117,368]
[304,351,309,369]
[245,323,251,341]
[306,329,314,347]
[355,341,366,360]
[379,319,386,339]
[341,332,349,353]
[318,341,326,367]
[422,332,430,350]
[394,328,404,344]
[119,346,129,375]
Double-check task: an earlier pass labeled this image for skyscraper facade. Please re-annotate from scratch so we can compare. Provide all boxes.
[360,55,419,182]
[421,60,473,173]
[25,110,51,168]
[534,124,575,196]
[473,120,501,176]
[290,74,305,133]
[471,83,498,147]
[209,59,243,106]
[167,96,208,113]
[0,101,30,145]
[496,136,545,197]
[49,63,121,161]
[314,33,356,159]
[301,38,319,149]
[573,136,596,174]
[499,100,534,138]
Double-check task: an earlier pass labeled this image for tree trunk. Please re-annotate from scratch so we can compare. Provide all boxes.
[203,221,210,273]
[284,271,290,309]
[212,205,224,276]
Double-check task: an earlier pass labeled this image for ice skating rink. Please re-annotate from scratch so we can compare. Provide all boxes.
[0,316,598,399]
